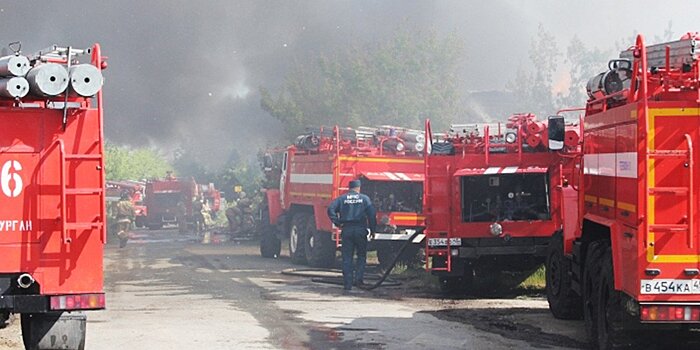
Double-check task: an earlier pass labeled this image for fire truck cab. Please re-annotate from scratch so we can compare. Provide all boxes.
[424,114,580,293]
[545,34,700,349]
[0,43,106,350]
[261,126,426,267]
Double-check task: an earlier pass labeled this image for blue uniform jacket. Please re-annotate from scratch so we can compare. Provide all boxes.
[327,190,377,232]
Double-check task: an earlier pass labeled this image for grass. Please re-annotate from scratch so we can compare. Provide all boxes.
[517,265,546,290]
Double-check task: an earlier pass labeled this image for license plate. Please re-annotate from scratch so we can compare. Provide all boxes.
[427,238,461,246]
[640,279,700,294]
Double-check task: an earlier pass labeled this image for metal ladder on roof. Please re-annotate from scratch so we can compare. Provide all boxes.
[646,134,694,251]
[55,139,105,244]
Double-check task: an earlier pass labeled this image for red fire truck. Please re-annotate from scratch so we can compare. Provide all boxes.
[261,126,426,267]
[106,180,147,227]
[423,113,580,293]
[144,174,198,230]
[0,44,106,349]
[545,33,700,348]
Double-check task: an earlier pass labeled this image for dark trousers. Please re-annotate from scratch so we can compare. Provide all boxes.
[341,227,368,290]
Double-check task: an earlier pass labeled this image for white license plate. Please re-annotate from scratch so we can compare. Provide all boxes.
[640,279,700,294]
[427,238,461,246]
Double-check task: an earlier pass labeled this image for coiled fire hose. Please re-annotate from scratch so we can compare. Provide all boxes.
[281,230,422,291]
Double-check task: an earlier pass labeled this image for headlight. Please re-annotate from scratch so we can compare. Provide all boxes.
[396,142,405,152]
[505,132,517,144]
[489,222,503,236]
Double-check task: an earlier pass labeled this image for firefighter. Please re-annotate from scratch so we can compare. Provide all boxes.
[193,196,205,233]
[115,191,135,248]
[176,196,188,234]
[327,179,377,292]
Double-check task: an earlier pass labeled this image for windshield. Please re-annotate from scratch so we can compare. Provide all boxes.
[461,173,550,222]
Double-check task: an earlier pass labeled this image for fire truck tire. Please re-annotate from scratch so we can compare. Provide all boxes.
[260,230,281,258]
[304,214,335,268]
[21,312,86,350]
[289,213,307,264]
[596,246,635,349]
[546,232,583,320]
[583,241,606,344]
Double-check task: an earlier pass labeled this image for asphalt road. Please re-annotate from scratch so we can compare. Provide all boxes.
[0,227,672,349]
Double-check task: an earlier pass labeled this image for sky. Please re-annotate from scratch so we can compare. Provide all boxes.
[1,0,698,166]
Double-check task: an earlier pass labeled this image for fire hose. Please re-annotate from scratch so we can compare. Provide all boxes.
[281,230,422,291]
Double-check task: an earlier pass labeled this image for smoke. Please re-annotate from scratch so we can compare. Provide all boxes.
[0,1,696,168]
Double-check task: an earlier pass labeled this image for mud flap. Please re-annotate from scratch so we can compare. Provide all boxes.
[22,312,86,350]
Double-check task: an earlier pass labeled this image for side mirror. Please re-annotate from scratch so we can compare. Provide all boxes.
[263,154,274,171]
[548,115,565,151]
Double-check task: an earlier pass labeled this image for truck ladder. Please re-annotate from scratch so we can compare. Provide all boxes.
[56,140,104,244]
[646,134,694,250]
[620,37,700,69]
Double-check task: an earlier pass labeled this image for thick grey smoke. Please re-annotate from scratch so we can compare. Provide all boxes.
[0,1,696,167]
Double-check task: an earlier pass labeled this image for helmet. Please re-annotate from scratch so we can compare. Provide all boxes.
[120,191,131,200]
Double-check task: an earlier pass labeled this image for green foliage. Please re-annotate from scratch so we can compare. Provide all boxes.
[260,29,464,138]
[173,148,263,200]
[556,35,610,108]
[105,143,172,181]
[508,24,560,116]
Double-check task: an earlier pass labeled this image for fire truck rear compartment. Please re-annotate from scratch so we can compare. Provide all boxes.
[461,173,550,222]
[361,178,423,213]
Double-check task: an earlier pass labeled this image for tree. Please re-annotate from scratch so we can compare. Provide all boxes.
[105,143,172,181]
[260,29,464,139]
[507,24,560,116]
[556,35,609,108]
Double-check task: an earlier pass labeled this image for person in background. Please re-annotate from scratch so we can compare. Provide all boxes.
[116,191,135,248]
[327,179,377,293]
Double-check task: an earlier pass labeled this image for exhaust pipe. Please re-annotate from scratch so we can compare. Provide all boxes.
[17,273,35,289]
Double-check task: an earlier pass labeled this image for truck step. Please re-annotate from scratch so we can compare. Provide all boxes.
[65,223,103,230]
[649,224,689,232]
[648,187,689,195]
[65,154,101,160]
[65,188,103,195]
[647,150,689,158]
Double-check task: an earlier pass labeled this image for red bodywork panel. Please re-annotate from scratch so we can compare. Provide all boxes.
[0,44,106,296]
[269,126,426,244]
[423,114,581,271]
[571,34,700,305]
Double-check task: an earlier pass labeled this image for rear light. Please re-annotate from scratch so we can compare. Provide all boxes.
[640,305,700,322]
[50,293,105,311]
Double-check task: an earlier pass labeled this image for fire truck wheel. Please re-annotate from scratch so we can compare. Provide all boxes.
[21,312,86,350]
[583,241,606,344]
[597,246,634,349]
[260,230,281,258]
[546,232,583,320]
[304,214,335,267]
[289,213,308,264]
